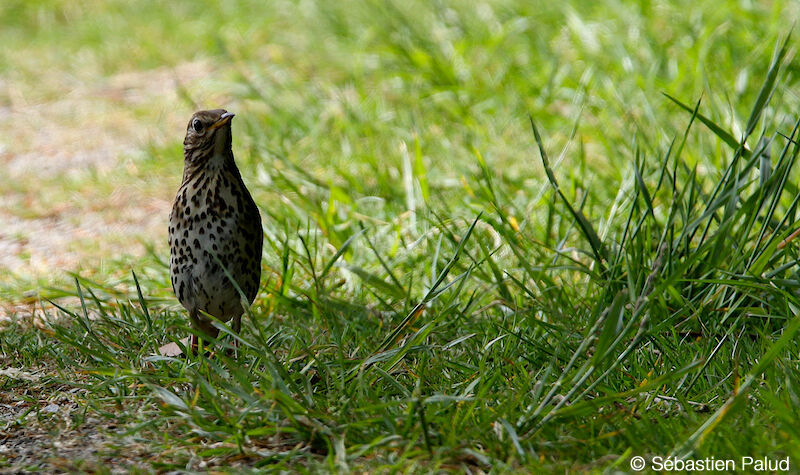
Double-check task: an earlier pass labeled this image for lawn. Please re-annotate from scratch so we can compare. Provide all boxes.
[2,0,800,472]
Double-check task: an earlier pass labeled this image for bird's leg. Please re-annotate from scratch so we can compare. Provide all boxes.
[233,314,242,335]
[227,314,242,357]
[189,309,201,355]
[190,310,221,356]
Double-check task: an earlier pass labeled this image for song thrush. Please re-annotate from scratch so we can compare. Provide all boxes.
[166,109,263,354]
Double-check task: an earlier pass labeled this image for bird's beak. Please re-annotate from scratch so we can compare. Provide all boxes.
[209,112,235,130]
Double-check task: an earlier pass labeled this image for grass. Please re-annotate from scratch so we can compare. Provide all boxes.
[3,0,800,471]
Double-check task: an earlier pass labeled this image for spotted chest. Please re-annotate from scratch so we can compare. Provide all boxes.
[168,165,262,321]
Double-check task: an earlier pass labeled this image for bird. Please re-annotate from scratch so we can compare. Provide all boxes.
[165,109,263,355]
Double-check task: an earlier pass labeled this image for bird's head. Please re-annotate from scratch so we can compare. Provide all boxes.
[183,109,235,163]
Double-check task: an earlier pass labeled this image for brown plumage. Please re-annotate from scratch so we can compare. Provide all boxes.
[168,109,262,351]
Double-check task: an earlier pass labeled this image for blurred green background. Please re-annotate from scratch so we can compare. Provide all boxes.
[2,0,797,297]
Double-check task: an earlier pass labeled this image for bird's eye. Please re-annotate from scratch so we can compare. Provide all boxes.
[192,119,203,132]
